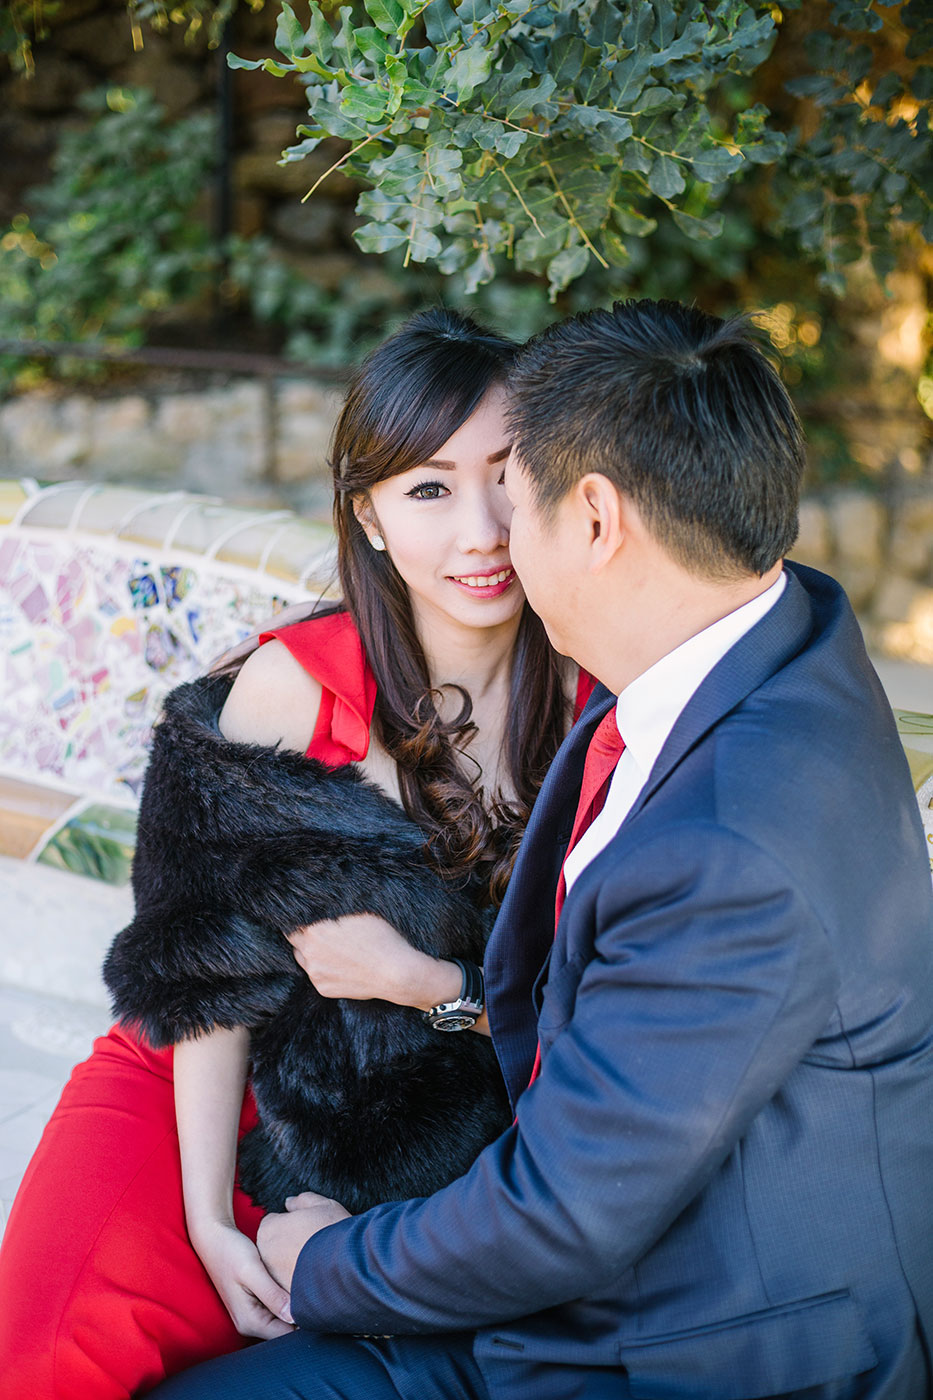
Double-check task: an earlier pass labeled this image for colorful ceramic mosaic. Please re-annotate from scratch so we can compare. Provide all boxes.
[0,536,308,799]
[894,710,933,878]
[0,482,338,882]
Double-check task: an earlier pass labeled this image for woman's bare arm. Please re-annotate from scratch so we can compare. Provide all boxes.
[175,1029,294,1337]
[218,640,323,754]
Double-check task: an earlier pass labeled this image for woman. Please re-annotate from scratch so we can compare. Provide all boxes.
[0,309,592,1399]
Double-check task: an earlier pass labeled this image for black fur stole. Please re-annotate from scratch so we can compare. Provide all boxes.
[103,674,511,1214]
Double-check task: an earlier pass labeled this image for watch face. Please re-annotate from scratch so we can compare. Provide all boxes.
[433,1013,476,1032]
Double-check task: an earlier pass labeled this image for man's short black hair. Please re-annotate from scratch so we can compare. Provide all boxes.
[507,299,805,579]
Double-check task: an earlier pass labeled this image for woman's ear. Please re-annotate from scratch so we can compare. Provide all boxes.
[352,493,375,533]
[352,494,386,551]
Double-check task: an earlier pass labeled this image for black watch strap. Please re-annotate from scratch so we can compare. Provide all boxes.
[425,958,485,1031]
[452,958,484,1008]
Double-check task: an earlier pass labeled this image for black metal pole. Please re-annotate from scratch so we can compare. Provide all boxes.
[214,15,235,331]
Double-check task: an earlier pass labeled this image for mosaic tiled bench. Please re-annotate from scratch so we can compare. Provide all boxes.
[0,478,337,1007]
[0,477,931,1012]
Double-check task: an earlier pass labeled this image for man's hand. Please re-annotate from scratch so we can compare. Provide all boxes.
[257,1192,352,1290]
[287,914,460,1010]
[190,1218,295,1339]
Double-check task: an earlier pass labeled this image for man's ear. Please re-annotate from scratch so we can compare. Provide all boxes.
[576,474,627,572]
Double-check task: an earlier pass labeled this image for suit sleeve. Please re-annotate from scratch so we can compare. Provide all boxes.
[289,823,839,1335]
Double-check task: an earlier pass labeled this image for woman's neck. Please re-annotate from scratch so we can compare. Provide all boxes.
[413,606,521,709]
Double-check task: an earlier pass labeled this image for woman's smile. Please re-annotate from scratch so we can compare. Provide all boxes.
[448,565,516,597]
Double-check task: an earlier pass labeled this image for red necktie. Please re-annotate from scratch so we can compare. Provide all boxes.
[526,707,626,1089]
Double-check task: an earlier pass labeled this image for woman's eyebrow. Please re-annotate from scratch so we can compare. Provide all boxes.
[419,444,512,470]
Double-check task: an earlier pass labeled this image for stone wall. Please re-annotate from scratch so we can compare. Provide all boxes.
[2,376,933,666]
[0,375,343,521]
[791,491,933,666]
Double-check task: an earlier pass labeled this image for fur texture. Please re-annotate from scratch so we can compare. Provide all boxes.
[103,675,511,1214]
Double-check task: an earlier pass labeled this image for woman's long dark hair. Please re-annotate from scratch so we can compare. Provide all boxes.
[221,309,572,906]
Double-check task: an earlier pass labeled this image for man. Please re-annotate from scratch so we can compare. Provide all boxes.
[157,301,933,1399]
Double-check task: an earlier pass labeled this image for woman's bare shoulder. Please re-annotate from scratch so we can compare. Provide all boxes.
[218,640,323,754]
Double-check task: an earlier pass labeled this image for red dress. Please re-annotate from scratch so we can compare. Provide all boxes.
[0,612,593,1398]
[0,613,375,1399]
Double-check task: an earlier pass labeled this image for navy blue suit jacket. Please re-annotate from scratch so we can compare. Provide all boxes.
[291,564,933,1400]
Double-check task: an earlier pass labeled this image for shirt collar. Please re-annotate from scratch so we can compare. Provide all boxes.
[614,570,787,779]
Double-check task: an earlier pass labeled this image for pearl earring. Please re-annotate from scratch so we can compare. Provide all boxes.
[370,533,386,552]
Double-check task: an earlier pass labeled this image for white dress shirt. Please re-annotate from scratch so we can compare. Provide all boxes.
[562,570,787,895]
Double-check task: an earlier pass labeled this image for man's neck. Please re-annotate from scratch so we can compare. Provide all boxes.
[599,561,784,695]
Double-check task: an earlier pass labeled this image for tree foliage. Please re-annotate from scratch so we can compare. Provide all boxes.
[226,0,931,298]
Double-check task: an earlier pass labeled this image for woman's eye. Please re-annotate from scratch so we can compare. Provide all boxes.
[497,470,506,486]
[406,481,447,500]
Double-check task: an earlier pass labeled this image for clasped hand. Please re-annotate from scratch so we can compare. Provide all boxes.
[258,1192,352,1291]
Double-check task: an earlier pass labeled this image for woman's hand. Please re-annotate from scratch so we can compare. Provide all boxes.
[190,1218,294,1340]
[287,914,461,1011]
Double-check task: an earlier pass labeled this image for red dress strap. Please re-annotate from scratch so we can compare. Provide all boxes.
[573,667,597,720]
[259,610,377,766]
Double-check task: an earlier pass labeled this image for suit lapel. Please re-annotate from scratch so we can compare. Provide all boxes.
[551,568,819,964]
[622,565,815,828]
[485,686,616,1102]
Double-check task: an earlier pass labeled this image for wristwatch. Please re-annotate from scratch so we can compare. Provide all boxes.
[425,958,485,1032]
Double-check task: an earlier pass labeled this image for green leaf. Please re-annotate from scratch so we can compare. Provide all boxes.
[650,22,711,69]
[587,0,624,48]
[275,3,306,56]
[461,250,495,294]
[424,143,464,197]
[912,67,933,101]
[227,54,267,71]
[365,0,405,37]
[424,0,460,46]
[612,53,650,107]
[577,64,612,104]
[671,208,724,240]
[690,145,743,184]
[355,221,409,253]
[630,85,682,114]
[830,1,883,31]
[354,26,393,63]
[653,0,676,49]
[612,203,657,236]
[780,186,825,230]
[506,74,558,122]
[357,187,414,221]
[564,106,632,155]
[447,42,493,102]
[306,3,335,63]
[621,1,654,50]
[601,225,631,267]
[647,153,685,198]
[291,52,339,79]
[493,128,529,156]
[406,224,443,261]
[341,85,389,122]
[547,243,589,298]
[332,7,358,71]
[551,35,586,85]
[261,58,295,78]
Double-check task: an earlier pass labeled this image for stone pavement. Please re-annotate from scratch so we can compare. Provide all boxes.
[0,657,930,1244]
